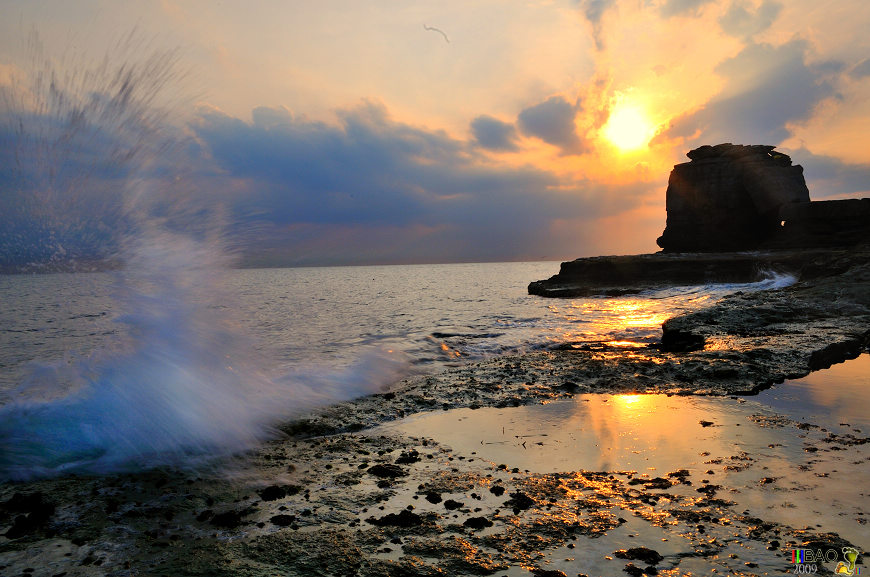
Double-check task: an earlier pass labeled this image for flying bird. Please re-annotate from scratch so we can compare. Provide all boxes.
[423,24,450,43]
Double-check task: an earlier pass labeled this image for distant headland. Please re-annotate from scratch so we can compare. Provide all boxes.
[529,143,870,297]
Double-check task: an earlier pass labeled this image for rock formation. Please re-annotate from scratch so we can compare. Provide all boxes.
[773,198,870,249]
[529,143,870,297]
[656,144,810,252]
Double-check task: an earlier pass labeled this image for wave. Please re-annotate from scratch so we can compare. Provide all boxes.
[0,238,409,480]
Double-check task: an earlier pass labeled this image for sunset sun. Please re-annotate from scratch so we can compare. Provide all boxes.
[601,100,657,152]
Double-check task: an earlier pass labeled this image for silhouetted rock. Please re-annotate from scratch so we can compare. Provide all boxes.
[367,464,408,478]
[773,198,870,249]
[614,547,664,565]
[2,492,55,539]
[657,143,809,252]
[527,250,828,297]
[529,143,869,298]
[658,328,705,352]
[365,509,423,527]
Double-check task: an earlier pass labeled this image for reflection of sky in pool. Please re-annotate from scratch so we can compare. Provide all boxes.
[754,354,870,427]
[376,354,870,546]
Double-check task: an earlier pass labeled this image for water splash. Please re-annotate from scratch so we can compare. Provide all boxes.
[0,29,184,271]
[0,32,405,480]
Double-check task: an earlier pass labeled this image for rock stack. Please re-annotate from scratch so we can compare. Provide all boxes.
[656,144,810,252]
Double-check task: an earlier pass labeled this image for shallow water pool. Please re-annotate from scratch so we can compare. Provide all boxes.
[376,355,870,547]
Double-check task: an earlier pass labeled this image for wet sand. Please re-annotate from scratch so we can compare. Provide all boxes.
[1,250,869,576]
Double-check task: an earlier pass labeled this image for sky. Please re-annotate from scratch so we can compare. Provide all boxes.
[1,0,869,268]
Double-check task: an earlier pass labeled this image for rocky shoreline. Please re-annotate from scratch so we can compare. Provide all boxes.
[2,246,869,576]
[527,248,838,298]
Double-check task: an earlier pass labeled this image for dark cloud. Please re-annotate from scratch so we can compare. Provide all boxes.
[517,96,586,155]
[470,115,518,151]
[660,0,715,18]
[577,0,616,50]
[664,39,836,146]
[850,58,870,79]
[719,0,782,38]
[785,148,870,198]
[191,100,624,265]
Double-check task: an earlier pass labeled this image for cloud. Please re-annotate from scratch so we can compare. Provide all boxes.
[660,0,716,18]
[577,0,616,50]
[850,58,870,79]
[517,96,587,155]
[470,115,519,151]
[664,39,836,146]
[719,0,782,38]
[191,100,634,265]
[787,148,870,198]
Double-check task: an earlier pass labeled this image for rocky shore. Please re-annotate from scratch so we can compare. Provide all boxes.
[527,248,836,297]
[1,245,868,576]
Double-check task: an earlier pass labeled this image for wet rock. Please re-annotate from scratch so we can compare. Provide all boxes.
[636,477,672,490]
[269,514,296,527]
[557,381,581,393]
[395,449,421,464]
[424,491,442,504]
[443,499,464,511]
[368,464,408,478]
[505,491,535,513]
[209,510,245,529]
[531,569,568,577]
[365,510,423,527]
[489,485,506,497]
[258,484,301,501]
[696,484,720,497]
[623,563,645,576]
[614,547,664,565]
[667,469,690,483]
[248,528,364,575]
[659,327,706,352]
[2,492,55,539]
[463,516,494,530]
[528,252,816,297]
[808,333,870,370]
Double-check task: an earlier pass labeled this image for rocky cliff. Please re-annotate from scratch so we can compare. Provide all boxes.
[656,143,810,252]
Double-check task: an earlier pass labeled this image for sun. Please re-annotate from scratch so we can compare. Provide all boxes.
[601,99,657,152]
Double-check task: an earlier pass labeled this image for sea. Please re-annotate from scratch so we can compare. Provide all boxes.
[0,261,794,479]
[0,262,797,396]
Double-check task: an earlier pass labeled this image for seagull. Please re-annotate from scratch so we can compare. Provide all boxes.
[423,24,450,43]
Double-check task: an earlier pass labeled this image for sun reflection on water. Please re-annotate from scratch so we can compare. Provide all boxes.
[543,293,708,350]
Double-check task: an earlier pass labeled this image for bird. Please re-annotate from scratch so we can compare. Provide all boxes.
[423,24,450,43]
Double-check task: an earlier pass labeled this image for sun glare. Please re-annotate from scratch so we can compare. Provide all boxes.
[601,100,657,152]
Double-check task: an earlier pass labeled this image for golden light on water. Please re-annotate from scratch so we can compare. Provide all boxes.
[604,300,671,328]
[546,297,676,347]
[616,393,642,405]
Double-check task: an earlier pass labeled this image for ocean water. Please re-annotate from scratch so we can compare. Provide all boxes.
[0,262,796,480]
[0,262,795,397]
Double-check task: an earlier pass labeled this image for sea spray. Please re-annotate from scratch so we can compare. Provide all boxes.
[0,232,407,479]
[0,32,408,480]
